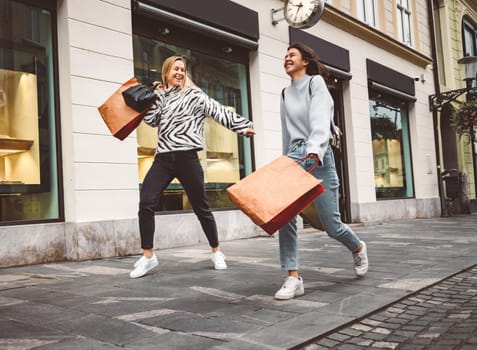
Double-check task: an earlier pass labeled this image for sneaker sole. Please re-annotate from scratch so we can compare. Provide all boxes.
[129,261,158,279]
[274,289,304,300]
[354,269,368,277]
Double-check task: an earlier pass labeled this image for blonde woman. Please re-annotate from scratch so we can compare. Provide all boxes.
[130,56,255,278]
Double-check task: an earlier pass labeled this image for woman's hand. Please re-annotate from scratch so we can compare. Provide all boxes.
[244,128,256,137]
[153,81,165,92]
[308,153,320,163]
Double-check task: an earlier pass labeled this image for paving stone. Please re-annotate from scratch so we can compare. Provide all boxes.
[328,332,351,342]
[400,325,425,332]
[344,337,370,345]
[385,317,408,325]
[52,313,160,346]
[361,319,382,327]
[370,341,399,349]
[384,334,409,343]
[0,319,64,338]
[338,328,362,337]
[335,344,366,350]
[377,322,401,330]
[393,329,418,337]
[302,344,329,350]
[316,337,339,347]
[405,336,434,345]
[398,345,429,350]
[23,336,132,350]
[350,324,371,332]
[0,301,88,326]
[361,332,387,341]
[1,215,477,350]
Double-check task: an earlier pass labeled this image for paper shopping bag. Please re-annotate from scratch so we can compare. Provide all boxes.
[300,202,323,230]
[97,77,146,140]
[226,156,325,235]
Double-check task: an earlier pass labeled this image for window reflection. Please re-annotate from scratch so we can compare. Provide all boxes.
[133,36,252,211]
[0,0,60,223]
[370,97,414,199]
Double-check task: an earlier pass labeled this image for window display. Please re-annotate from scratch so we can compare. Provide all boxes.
[369,94,414,199]
[0,0,60,223]
[133,37,253,211]
[0,69,40,185]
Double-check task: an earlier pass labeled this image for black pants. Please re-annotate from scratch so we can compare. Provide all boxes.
[138,150,219,249]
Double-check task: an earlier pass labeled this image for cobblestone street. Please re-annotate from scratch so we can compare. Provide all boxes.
[301,265,477,350]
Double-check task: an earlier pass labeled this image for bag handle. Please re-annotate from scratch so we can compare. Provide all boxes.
[296,155,319,173]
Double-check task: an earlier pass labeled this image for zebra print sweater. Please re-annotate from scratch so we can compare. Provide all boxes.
[143,86,253,154]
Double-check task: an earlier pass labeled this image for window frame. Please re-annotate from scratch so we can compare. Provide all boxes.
[0,0,64,225]
[396,0,413,46]
[462,16,477,57]
[357,0,378,27]
[368,90,415,200]
[132,14,256,213]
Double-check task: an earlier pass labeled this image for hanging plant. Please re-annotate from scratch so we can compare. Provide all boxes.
[451,100,477,141]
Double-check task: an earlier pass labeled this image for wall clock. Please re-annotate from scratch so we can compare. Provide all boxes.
[283,0,325,29]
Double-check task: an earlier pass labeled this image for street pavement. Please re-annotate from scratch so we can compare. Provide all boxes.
[0,213,476,350]
[300,265,477,350]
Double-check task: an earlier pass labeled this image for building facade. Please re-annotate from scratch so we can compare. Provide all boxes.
[0,0,441,267]
[431,0,477,214]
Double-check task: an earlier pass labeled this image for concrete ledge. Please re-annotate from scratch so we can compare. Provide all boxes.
[0,210,260,268]
[0,223,66,267]
[351,197,441,223]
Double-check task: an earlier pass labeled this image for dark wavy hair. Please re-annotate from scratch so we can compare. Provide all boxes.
[288,42,329,82]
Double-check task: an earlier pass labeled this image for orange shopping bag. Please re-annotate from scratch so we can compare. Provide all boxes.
[226,156,325,235]
[97,77,146,140]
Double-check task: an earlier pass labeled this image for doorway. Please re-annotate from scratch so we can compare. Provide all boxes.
[329,79,351,223]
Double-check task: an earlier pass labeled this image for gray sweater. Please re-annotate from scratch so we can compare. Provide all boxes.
[280,74,334,164]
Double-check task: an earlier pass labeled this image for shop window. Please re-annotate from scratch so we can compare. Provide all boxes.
[0,0,61,223]
[369,93,414,199]
[132,36,253,212]
[357,0,377,27]
[397,0,412,46]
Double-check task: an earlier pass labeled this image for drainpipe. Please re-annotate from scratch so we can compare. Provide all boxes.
[427,0,448,217]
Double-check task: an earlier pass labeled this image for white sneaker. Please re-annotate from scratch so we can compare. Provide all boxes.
[274,276,304,300]
[353,241,368,277]
[129,254,158,278]
[211,251,227,270]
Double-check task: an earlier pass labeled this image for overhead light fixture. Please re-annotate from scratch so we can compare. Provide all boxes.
[429,55,477,111]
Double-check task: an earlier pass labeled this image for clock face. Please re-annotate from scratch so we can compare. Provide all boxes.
[284,0,325,29]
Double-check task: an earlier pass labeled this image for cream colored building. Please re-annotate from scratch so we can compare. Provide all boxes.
[431,0,477,213]
[0,0,442,267]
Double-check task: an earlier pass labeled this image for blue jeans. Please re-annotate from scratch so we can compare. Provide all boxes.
[279,140,361,271]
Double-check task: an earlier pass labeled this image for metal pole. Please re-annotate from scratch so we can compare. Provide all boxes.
[427,0,447,217]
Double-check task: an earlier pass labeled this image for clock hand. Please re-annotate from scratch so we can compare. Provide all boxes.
[294,3,303,21]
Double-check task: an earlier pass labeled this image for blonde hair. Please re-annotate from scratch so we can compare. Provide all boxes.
[161,56,198,93]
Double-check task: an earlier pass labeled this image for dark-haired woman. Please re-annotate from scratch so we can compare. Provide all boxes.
[274,43,368,300]
[129,56,255,279]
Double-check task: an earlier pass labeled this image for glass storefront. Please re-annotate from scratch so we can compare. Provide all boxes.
[132,36,253,211]
[369,93,414,199]
[0,0,61,223]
